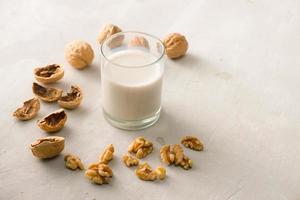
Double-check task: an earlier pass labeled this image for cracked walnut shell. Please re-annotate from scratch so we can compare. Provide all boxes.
[30,136,65,159]
[64,40,94,69]
[99,144,114,164]
[64,154,84,170]
[128,137,153,159]
[97,24,122,45]
[37,109,67,133]
[58,85,83,109]
[128,36,149,49]
[13,97,40,120]
[122,154,139,167]
[34,64,64,84]
[163,33,188,59]
[32,82,63,102]
[181,136,204,151]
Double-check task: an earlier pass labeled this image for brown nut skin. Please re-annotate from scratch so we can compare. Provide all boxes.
[32,82,63,103]
[34,64,64,84]
[13,97,40,120]
[37,109,67,133]
[163,33,188,59]
[64,40,94,69]
[30,136,65,159]
[97,24,122,45]
[58,85,83,109]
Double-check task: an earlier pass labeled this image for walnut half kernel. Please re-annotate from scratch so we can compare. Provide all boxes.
[58,85,83,109]
[128,137,153,159]
[32,82,63,103]
[160,144,192,170]
[13,97,40,120]
[85,163,113,185]
[135,163,166,181]
[64,154,84,170]
[37,109,67,133]
[122,154,139,167]
[181,136,204,151]
[99,144,114,164]
[30,136,65,159]
[34,64,64,84]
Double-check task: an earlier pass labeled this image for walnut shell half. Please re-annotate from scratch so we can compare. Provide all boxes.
[30,136,65,159]
[13,97,40,120]
[58,85,83,109]
[32,82,63,102]
[34,64,64,84]
[37,109,67,133]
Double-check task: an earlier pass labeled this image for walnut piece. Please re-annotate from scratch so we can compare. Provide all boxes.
[128,137,153,159]
[34,64,64,84]
[64,154,84,170]
[85,163,113,185]
[181,136,204,151]
[97,24,122,46]
[58,85,83,109]
[13,97,40,120]
[128,36,149,49]
[32,82,63,102]
[160,144,192,170]
[163,33,188,59]
[37,109,67,133]
[136,163,166,181]
[64,40,94,69]
[30,136,65,159]
[99,144,114,164]
[122,154,139,167]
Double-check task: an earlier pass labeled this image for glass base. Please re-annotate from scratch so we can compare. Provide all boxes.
[103,108,161,131]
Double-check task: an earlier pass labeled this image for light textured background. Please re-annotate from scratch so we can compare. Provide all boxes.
[0,0,299,199]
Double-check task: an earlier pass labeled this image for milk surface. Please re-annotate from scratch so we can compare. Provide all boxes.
[102,50,163,121]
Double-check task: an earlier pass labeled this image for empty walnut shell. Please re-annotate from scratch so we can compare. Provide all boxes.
[58,85,83,109]
[32,82,63,102]
[37,109,67,133]
[13,97,40,120]
[30,136,65,159]
[34,64,64,84]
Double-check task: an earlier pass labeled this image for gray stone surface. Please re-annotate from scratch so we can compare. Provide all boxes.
[0,0,299,199]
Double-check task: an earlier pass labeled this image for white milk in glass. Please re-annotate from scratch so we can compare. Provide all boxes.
[102,49,163,121]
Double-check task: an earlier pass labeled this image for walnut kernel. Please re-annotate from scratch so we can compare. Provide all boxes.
[64,40,94,69]
[155,167,166,180]
[128,137,153,159]
[99,144,114,164]
[163,33,188,59]
[181,136,204,151]
[85,163,112,185]
[64,154,84,170]
[135,163,157,181]
[122,154,139,167]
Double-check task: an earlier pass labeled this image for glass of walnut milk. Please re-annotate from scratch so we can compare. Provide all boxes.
[100,31,165,130]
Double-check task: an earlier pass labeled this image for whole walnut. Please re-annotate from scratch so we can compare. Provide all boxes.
[163,33,188,59]
[64,40,94,69]
[97,24,122,45]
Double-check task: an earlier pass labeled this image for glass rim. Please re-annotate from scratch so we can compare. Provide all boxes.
[100,31,165,69]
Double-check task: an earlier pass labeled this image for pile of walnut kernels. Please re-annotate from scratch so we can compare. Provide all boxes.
[12,24,201,184]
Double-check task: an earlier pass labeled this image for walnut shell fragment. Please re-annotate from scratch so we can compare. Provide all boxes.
[30,136,65,159]
[32,82,63,102]
[64,40,94,69]
[181,136,204,151]
[163,33,188,59]
[58,85,83,109]
[13,97,40,120]
[37,109,67,133]
[34,64,64,84]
